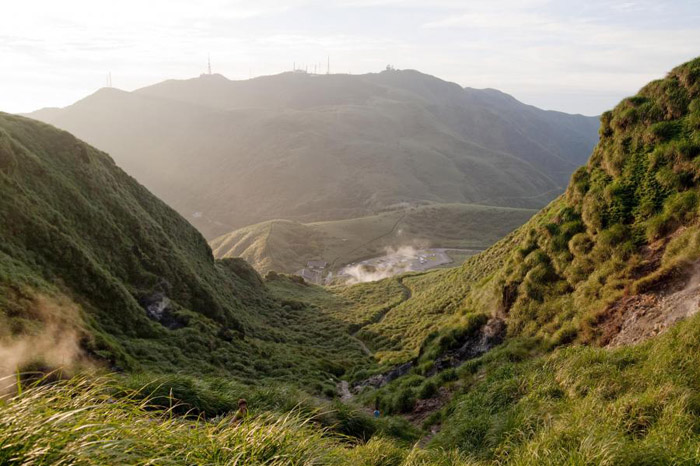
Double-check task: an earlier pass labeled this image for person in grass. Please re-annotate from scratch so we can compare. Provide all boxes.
[231,398,248,424]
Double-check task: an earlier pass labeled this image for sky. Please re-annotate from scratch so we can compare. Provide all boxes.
[1,0,699,116]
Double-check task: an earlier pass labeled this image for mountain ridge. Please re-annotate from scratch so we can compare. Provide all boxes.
[26,69,599,238]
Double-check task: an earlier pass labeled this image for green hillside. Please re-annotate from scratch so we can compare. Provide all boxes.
[2,58,700,465]
[28,70,598,238]
[0,112,377,394]
[334,56,700,463]
[210,203,536,274]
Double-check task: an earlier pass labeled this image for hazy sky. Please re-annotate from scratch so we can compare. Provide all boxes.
[2,0,699,115]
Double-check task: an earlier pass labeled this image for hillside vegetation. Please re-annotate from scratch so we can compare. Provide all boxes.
[0,113,375,394]
[28,70,597,238]
[2,59,699,465]
[210,203,536,274]
[341,56,700,463]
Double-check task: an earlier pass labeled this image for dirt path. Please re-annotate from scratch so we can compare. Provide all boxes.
[348,274,415,353]
[371,275,413,325]
[339,381,353,402]
[342,275,416,399]
[353,337,373,357]
[475,186,565,205]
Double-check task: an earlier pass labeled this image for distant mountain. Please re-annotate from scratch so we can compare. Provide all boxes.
[27,70,599,238]
[210,203,537,275]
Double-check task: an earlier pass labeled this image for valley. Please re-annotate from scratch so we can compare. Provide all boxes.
[1,51,700,465]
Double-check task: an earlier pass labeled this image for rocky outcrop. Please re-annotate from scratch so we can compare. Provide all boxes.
[138,292,186,330]
[426,317,506,376]
[601,264,700,347]
[352,316,506,391]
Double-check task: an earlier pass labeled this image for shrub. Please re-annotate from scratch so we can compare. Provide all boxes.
[597,224,628,249]
[550,323,578,347]
[646,121,681,143]
[581,191,606,232]
[613,107,638,131]
[599,111,614,137]
[328,402,377,441]
[568,166,590,202]
[645,191,699,241]
[568,232,593,257]
[418,380,438,399]
[439,368,458,383]
[393,387,416,413]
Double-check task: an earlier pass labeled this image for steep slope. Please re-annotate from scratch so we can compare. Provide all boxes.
[210,203,536,274]
[351,56,700,360]
[27,70,598,238]
[313,57,700,462]
[0,113,370,391]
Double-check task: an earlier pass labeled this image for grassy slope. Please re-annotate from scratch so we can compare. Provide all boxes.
[343,56,700,364]
[210,203,536,274]
[0,113,372,394]
[347,57,700,463]
[263,229,519,369]
[0,375,470,466]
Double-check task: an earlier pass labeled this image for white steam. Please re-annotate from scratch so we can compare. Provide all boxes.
[342,246,420,284]
[0,295,86,395]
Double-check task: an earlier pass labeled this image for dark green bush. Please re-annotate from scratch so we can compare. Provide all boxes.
[393,387,416,414]
[418,380,438,399]
[646,121,681,143]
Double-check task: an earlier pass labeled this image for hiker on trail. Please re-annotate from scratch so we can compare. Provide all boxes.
[374,398,381,418]
[231,398,248,424]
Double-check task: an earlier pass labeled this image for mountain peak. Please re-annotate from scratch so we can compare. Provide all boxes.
[197,72,228,80]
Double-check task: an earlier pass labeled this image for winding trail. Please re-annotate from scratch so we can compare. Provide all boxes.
[475,186,565,206]
[368,275,413,326]
[348,275,415,356]
[353,338,373,357]
[344,273,424,397]
[339,381,353,402]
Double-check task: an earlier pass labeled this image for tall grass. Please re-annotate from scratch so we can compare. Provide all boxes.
[0,375,474,465]
[0,375,341,465]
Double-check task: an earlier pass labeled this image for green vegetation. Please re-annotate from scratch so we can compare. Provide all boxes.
[28,69,597,238]
[1,375,468,465]
[0,113,370,394]
[489,56,700,342]
[350,56,700,464]
[361,314,700,464]
[210,203,535,274]
[267,269,489,367]
[267,273,407,332]
[2,58,700,465]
